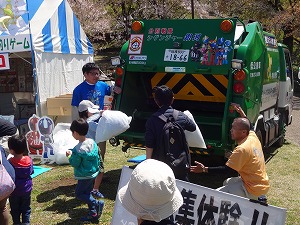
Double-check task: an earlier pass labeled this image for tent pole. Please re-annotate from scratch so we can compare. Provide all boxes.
[26,0,42,117]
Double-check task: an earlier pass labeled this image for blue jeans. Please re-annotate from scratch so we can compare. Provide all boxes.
[75,179,98,215]
[9,193,31,224]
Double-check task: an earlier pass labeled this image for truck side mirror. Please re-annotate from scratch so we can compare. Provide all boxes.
[298,67,300,80]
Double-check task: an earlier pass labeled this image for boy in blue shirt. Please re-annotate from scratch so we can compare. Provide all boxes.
[66,119,104,222]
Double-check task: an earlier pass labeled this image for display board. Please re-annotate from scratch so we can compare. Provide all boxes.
[112,166,287,225]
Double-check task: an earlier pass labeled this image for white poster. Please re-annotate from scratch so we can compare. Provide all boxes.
[128,34,144,55]
[112,166,286,225]
[26,115,55,164]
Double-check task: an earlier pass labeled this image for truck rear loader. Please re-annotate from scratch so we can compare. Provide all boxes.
[111,18,294,157]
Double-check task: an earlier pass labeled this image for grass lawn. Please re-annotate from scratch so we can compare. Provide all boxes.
[20,140,300,225]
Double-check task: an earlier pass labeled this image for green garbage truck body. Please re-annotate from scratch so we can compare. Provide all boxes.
[112,18,293,156]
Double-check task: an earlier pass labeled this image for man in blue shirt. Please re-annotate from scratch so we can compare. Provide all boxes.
[71,62,121,197]
[71,62,121,157]
[72,62,111,118]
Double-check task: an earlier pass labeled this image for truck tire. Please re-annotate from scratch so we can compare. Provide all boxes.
[275,123,286,147]
[275,135,284,147]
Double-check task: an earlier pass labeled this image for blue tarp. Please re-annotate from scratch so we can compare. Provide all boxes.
[31,165,52,178]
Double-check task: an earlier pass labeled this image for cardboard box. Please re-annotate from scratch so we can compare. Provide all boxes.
[47,95,72,116]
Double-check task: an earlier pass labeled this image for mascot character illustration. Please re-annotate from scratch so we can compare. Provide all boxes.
[26,114,43,157]
[37,116,55,164]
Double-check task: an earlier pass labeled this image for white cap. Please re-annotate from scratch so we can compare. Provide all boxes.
[78,100,99,113]
[118,159,183,222]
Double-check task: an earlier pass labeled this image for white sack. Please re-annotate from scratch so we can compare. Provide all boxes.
[53,143,70,165]
[53,123,72,135]
[95,110,132,143]
[183,110,206,149]
[53,123,78,165]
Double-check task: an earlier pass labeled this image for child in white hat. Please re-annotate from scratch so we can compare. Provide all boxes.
[78,100,105,198]
[118,159,183,225]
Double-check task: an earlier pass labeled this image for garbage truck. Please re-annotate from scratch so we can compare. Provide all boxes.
[110,18,294,157]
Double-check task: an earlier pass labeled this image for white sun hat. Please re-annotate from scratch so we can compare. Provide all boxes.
[118,159,183,222]
[78,100,99,113]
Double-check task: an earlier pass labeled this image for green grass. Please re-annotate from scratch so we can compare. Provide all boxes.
[27,146,142,225]
[12,140,300,225]
[264,141,300,225]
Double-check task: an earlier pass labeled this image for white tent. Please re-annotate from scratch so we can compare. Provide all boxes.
[0,0,93,119]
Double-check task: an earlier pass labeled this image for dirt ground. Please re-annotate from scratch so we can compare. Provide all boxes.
[285,94,300,146]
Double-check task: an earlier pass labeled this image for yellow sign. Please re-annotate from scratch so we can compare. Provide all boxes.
[151,73,228,102]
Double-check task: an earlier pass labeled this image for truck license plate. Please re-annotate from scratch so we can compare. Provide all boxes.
[164,49,189,62]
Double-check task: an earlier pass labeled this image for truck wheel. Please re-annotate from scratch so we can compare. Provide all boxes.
[122,145,130,153]
[275,123,286,147]
[109,137,120,147]
[275,136,284,147]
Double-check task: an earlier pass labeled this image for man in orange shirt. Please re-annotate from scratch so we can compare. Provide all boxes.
[191,107,269,200]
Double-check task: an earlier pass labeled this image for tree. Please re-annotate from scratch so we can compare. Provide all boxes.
[269,0,300,69]
[103,0,192,41]
[70,0,206,49]
[68,0,114,51]
[69,0,299,72]
[199,0,300,71]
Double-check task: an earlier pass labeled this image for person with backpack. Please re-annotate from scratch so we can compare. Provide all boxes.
[145,85,196,181]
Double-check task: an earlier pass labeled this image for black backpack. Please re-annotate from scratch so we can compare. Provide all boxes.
[156,110,191,178]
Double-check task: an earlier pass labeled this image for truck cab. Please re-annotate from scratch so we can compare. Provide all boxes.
[111,18,293,156]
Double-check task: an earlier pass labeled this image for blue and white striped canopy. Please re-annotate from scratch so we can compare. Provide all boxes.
[28,0,93,55]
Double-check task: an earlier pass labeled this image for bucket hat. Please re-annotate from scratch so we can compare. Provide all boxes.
[118,159,183,222]
[78,100,99,113]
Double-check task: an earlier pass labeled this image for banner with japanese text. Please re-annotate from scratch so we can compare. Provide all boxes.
[112,166,286,225]
[0,34,31,52]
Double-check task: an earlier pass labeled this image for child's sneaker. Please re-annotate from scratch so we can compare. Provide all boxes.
[91,189,105,198]
[80,213,99,222]
[97,200,104,217]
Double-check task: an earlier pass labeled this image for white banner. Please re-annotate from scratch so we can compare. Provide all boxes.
[112,166,286,225]
[0,53,9,69]
[0,34,31,53]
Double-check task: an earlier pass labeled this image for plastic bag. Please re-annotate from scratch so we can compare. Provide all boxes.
[95,110,132,143]
[0,150,15,201]
[183,110,206,149]
[53,143,70,165]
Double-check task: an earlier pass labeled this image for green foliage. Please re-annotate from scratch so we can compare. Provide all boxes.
[198,0,300,75]
[70,0,193,49]
[28,146,143,225]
